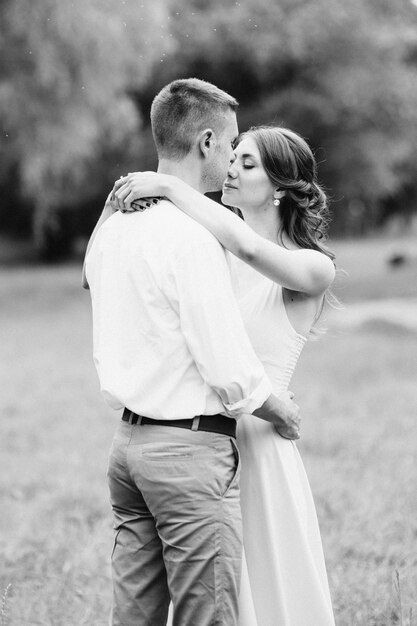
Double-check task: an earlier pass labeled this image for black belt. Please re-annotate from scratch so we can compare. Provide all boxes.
[122,408,236,438]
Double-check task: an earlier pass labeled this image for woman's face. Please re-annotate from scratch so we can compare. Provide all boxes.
[221,135,275,210]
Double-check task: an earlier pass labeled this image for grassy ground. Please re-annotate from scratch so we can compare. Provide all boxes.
[1,233,416,625]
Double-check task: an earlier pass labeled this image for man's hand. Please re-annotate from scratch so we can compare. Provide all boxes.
[274,391,301,439]
[252,391,300,440]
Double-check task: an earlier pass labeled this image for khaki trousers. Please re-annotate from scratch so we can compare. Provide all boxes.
[107,420,242,626]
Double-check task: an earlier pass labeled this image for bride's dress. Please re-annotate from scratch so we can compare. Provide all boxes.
[231,254,335,626]
[168,254,335,625]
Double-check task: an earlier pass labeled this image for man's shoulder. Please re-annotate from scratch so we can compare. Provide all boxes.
[156,200,223,249]
[91,202,224,263]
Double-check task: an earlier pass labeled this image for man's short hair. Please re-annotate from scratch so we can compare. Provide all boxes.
[150,78,238,160]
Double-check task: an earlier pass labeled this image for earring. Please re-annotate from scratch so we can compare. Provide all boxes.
[273,189,281,206]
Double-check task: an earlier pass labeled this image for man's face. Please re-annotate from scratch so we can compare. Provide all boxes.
[203,111,238,193]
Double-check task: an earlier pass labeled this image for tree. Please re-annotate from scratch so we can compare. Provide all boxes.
[135,0,417,233]
[0,0,168,257]
[2,0,417,252]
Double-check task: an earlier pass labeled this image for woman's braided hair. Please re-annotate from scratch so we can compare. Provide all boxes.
[237,126,335,263]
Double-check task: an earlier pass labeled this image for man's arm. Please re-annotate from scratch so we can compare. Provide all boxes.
[82,193,115,289]
[165,230,300,438]
[253,393,300,439]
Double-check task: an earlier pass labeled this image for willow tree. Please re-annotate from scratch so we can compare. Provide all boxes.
[0,0,168,257]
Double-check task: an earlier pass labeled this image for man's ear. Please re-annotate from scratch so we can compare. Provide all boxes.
[198,128,216,158]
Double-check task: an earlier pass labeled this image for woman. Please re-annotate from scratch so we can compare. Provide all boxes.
[101,126,336,625]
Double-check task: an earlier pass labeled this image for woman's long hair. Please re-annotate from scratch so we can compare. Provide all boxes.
[237,125,335,263]
[235,125,338,326]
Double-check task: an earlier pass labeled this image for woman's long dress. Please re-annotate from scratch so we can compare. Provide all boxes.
[229,254,335,626]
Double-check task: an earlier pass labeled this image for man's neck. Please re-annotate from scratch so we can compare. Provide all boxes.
[157,158,205,193]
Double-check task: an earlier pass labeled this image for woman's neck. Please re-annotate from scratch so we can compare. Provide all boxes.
[240,203,283,244]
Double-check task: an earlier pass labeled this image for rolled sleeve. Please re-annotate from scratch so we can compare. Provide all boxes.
[223,375,271,418]
[165,232,271,416]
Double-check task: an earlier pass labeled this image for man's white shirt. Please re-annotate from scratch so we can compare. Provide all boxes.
[86,201,271,420]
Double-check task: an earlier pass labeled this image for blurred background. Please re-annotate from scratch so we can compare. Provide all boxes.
[1,1,417,624]
[1,0,417,258]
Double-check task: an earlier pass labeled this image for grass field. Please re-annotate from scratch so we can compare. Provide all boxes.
[1,233,417,625]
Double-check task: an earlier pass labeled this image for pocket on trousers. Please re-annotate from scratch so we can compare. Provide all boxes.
[141,444,212,460]
[220,438,241,499]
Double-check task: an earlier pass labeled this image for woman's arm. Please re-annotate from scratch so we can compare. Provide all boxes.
[114,173,335,295]
[82,193,115,289]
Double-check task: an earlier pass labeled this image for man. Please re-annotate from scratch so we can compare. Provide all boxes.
[84,78,300,626]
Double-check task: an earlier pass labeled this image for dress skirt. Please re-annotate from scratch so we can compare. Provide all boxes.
[237,414,335,626]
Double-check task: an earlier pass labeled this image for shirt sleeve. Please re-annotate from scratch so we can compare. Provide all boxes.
[164,230,272,417]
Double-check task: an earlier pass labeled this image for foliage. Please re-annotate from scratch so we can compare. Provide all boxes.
[140,0,417,233]
[1,0,417,255]
[0,0,167,256]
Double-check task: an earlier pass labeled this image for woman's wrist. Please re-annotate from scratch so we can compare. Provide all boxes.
[161,174,179,199]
